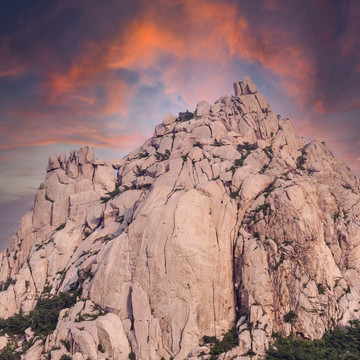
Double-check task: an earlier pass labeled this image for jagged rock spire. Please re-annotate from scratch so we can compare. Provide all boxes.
[233,76,257,96]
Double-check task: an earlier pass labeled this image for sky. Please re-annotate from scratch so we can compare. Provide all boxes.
[0,0,359,249]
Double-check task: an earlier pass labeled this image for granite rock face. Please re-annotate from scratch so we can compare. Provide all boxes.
[0,77,359,359]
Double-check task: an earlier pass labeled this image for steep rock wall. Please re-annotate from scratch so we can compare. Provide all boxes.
[0,77,359,360]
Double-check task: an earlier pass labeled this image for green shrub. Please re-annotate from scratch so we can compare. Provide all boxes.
[233,142,256,168]
[0,342,21,360]
[234,158,245,167]
[263,146,274,161]
[203,335,217,344]
[265,322,360,360]
[55,223,66,231]
[0,278,16,292]
[283,240,293,246]
[177,110,194,122]
[283,310,297,323]
[155,149,171,161]
[213,139,223,147]
[42,283,53,294]
[137,150,149,159]
[230,190,239,199]
[0,312,30,336]
[133,165,146,177]
[60,355,72,360]
[83,229,92,238]
[253,204,270,216]
[237,142,256,152]
[317,284,325,295]
[100,184,122,203]
[260,164,270,174]
[45,193,54,203]
[209,327,238,356]
[31,291,79,336]
[296,155,306,170]
[0,287,80,337]
[264,184,277,198]
[273,254,285,271]
[128,352,136,360]
[244,349,256,357]
[332,212,340,221]
[75,309,106,323]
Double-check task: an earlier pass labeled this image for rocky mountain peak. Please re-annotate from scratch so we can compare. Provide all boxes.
[233,76,257,95]
[0,78,359,360]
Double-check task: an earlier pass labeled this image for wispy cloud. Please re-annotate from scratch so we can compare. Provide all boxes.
[0,0,359,165]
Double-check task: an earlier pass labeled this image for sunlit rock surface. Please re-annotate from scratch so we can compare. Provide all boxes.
[0,77,359,359]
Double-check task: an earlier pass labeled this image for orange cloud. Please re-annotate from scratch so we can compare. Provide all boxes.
[42,0,305,120]
[0,38,27,78]
[0,65,26,78]
[107,21,184,70]
[5,0,354,166]
[47,61,132,118]
[0,129,146,152]
[44,0,250,115]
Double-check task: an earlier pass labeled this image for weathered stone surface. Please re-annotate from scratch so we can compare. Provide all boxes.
[47,153,61,172]
[188,146,203,162]
[192,125,211,139]
[1,77,360,360]
[24,327,34,341]
[196,100,211,116]
[238,94,262,114]
[233,81,242,96]
[256,93,271,113]
[241,76,257,94]
[0,336,7,351]
[21,339,43,360]
[66,162,79,178]
[162,113,175,125]
[108,158,124,169]
[210,120,227,140]
[211,103,222,113]
[79,146,95,165]
[58,153,66,165]
[154,123,165,136]
[97,313,131,359]
[93,164,116,193]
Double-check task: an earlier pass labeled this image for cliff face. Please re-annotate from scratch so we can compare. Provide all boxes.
[0,77,359,360]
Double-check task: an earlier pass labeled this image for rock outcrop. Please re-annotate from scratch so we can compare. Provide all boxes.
[0,77,359,360]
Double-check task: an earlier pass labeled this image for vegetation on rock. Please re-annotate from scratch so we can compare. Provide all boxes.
[0,287,80,337]
[202,327,239,359]
[266,321,360,360]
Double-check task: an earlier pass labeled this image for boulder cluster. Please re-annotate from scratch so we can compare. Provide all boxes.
[0,77,359,360]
